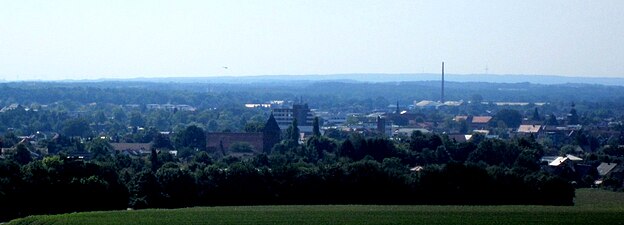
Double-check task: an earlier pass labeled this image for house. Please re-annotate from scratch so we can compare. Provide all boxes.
[176,105,196,112]
[518,124,542,133]
[393,128,430,137]
[111,143,153,156]
[161,104,176,111]
[542,154,592,184]
[2,137,46,158]
[541,125,582,146]
[542,154,582,167]
[595,162,624,186]
[66,152,92,161]
[206,133,264,156]
[454,115,492,131]
[410,166,424,172]
[146,104,161,110]
[517,125,543,138]
[454,116,469,122]
[548,156,568,167]
[448,134,473,143]
[0,104,24,112]
[471,116,492,129]
[386,112,427,126]
[597,163,618,177]
[124,104,140,109]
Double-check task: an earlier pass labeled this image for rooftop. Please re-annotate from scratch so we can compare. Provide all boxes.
[472,116,492,124]
[518,125,542,133]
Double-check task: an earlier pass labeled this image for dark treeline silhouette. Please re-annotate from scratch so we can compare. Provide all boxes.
[0,130,575,222]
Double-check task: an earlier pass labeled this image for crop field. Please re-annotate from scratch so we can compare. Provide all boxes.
[7,189,624,225]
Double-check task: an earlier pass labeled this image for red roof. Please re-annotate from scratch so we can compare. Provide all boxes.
[454,116,469,121]
[471,116,492,124]
[206,133,264,153]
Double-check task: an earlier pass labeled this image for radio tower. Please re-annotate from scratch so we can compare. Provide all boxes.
[441,62,445,103]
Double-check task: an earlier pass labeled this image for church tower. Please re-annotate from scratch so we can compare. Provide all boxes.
[263,113,282,153]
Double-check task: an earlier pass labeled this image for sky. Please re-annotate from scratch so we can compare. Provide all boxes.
[1,0,623,81]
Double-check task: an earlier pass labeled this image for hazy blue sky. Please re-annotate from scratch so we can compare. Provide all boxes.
[1,0,623,80]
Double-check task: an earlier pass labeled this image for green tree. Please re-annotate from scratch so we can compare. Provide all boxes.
[87,138,113,160]
[306,136,337,159]
[532,108,541,121]
[129,111,145,127]
[471,94,483,104]
[153,133,173,149]
[62,118,92,138]
[229,142,255,153]
[244,121,265,133]
[94,111,107,123]
[467,138,521,167]
[193,151,213,165]
[546,113,559,126]
[207,120,219,132]
[150,148,160,172]
[339,139,356,158]
[10,143,32,165]
[568,107,579,125]
[2,132,18,148]
[155,165,196,207]
[459,119,469,134]
[174,125,206,151]
[112,108,127,122]
[313,117,321,137]
[286,118,300,142]
[128,170,160,209]
[495,109,522,129]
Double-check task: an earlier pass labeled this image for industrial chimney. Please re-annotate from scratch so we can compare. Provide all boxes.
[441,62,445,103]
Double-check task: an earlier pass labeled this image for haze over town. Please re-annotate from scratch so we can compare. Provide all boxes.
[5,2,624,224]
[1,0,623,81]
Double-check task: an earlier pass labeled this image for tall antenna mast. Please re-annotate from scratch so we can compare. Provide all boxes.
[441,62,445,103]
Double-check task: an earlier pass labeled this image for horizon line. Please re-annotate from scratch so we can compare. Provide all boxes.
[2,72,623,82]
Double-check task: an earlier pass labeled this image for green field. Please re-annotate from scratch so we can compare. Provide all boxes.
[7,189,624,225]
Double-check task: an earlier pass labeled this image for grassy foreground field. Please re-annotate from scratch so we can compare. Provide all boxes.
[7,189,624,225]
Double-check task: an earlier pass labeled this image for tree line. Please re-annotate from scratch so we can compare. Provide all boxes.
[0,127,575,222]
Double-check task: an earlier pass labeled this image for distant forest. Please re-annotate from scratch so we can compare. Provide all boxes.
[2,80,624,108]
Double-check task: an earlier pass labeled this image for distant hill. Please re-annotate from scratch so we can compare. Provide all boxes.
[100,73,624,86]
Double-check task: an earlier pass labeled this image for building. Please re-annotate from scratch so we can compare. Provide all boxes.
[272,103,315,133]
[541,125,581,146]
[517,124,543,135]
[263,114,282,153]
[597,163,618,177]
[206,132,264,155]
[470,116,492,130]
[111,143,153,156]
[206,114,282,155]
[176,105,196,112]
[1,104,25,112]
[414,100,442,109]
[393,128,430,137]
[454,115,493,131]
[448,134,473,143]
